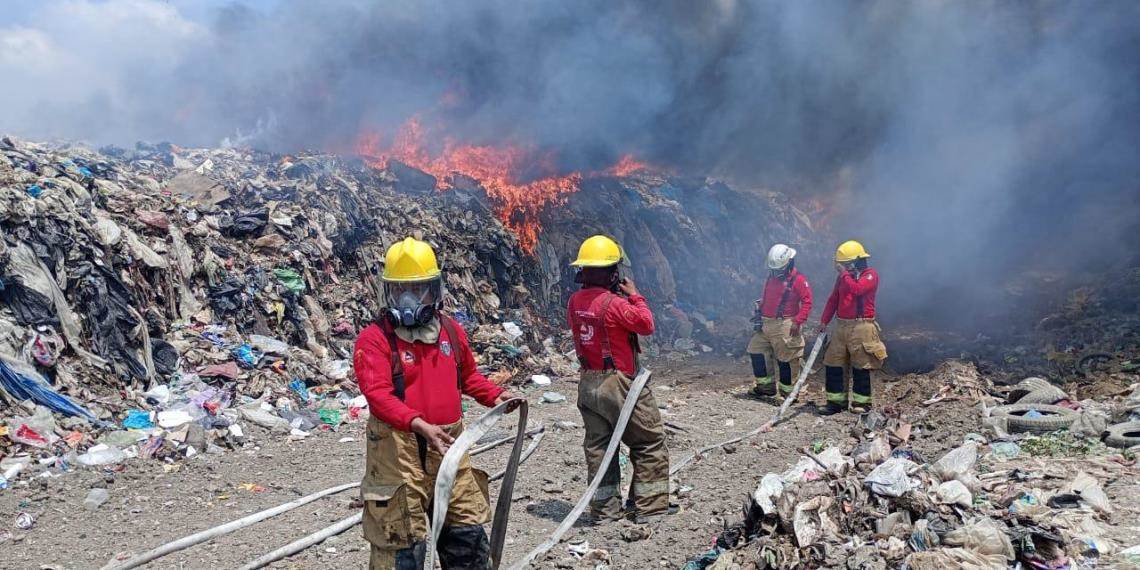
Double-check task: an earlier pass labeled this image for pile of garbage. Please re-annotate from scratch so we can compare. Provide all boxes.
[683,364,1140,569]
[0,135,579,485]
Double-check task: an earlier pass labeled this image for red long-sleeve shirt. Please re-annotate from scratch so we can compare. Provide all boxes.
[821,268,879,324]
[567,288,655,377]
[755,269,812,325]
[354,319,503,432]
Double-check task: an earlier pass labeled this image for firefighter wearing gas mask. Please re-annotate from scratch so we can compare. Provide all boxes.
[817,240,888,415]
[353,237,519,569]
[746,244,813,399]
[566,235,672,523]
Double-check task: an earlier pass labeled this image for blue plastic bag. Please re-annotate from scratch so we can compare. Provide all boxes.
[232,344,263,368]
[289,379,311,403]
[0,356,95,420]
[26,185,43,198]
[122,409,155,430]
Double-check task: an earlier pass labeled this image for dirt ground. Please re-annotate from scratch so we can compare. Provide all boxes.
[0,355,1124,569]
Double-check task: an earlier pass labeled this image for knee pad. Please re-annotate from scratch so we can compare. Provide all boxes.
[750,353,768,378]
[438,524,491,570]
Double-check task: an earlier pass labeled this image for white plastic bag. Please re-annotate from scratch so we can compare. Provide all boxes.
[932,442,978,482]
[752,473,785,515]
[864,458,918,497]
[1067,471,1113,514]
[936,480,973,508]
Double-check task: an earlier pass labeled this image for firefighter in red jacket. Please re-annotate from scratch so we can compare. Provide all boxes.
[566,235,671,523]
[747,244,813,399]
[354,237,518,570]
[817,240,888,414]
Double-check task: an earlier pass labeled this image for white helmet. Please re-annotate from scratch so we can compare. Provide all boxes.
[766,244,796,270]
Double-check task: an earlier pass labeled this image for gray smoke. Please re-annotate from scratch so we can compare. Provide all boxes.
[2,0,1138,328]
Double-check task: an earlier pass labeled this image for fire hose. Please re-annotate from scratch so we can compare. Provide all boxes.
[104,414,544,570]
[425,398,529,569]
[507,368,653,570]
[670,333,827,475]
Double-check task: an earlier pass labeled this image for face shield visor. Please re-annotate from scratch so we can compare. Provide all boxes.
[384,277,443,328]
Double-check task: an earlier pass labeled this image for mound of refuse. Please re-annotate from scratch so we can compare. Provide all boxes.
[682,361,1140,570]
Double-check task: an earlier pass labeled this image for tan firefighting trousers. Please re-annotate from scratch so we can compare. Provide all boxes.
[746,317,806,395]
[362,416,490,568]
[577,369,670,517]
[822,318,888,406]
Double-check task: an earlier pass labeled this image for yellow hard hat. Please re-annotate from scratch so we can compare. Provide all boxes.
[571,235,624,267]
[835,240,871,263]
[382,237,442,282]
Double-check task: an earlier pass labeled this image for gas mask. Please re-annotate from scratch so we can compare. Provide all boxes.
[384,278,443,328]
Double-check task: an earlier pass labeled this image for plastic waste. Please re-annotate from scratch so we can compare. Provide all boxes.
[530,374,552,386]
[273,268,306,294]
[289,379,312,403]
[792,495,838,546]
[864,458,918,497]
[249,334,291,355]
[1024,409,1043,419]
[77,445,128,467]
[990,441,1020,460]
[321,359,351,381]
[8,406,60,447]
[0,355,96,420]
[157,410,193,429]
[752,473,784,514]
[541,391,567,403]
[100,430,144,448]
[239,406,291,433]
[143,385,172,407]
[26,184,43,198]
[944,518,1015,560]
[122,409,155,430]
[935,480,973,508]
[319,409,342,426]
[932,441,978,482]
[1066,471,1112,514]
[84,488,109,511]
[502,322,524,342]
[232,344,263,368]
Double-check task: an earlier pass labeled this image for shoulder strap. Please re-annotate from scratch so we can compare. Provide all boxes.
[596,293,619,369]
[774,273,796,319]
[439,316,463,390]
[853,271,865,318]
[376,319,407,401]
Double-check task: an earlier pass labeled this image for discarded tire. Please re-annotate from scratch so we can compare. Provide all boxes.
[1015,386,1067,406]
[1104,422,1140,449]
[1008,377,1055,403]
[991,404,1078,434]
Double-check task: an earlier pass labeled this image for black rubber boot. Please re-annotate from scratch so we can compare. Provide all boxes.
[438,524,492,570]
[822,366,846,413]
[394,541,427,570]
[851,369,873,412]
[750,354,775,396]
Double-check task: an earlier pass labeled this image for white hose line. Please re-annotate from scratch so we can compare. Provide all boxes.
[238,425,548,570]
[507,368,652,570]
[670,334,827,475]
[101,481,360,570]
[237,512,363,570]
[426,398,528,569]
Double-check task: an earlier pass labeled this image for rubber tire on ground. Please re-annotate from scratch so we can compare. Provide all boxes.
[1104,421,1140,449]
[991,403,1078,434]
[1008,377,1055,403]
[1015,386,1068,406]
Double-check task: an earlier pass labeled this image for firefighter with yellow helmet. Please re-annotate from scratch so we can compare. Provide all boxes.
[566,235,673,522]
[354,237,519,569]
[817,240,888,414]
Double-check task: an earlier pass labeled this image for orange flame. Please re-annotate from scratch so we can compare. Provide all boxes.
[355,118,653,252]
[605,154,650,177]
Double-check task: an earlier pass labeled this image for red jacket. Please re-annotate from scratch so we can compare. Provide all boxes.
[354,319,503,432]
[567,288,655,377]
[756,269,812,325]
[821,268,879,324]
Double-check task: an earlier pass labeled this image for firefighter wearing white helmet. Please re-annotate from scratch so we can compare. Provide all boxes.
[746,244,813,399]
